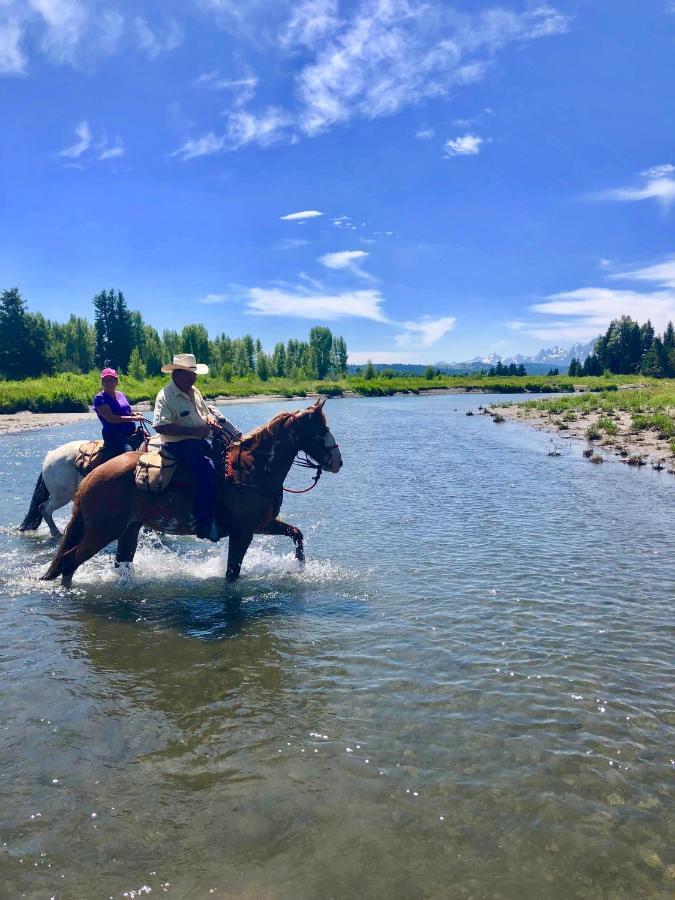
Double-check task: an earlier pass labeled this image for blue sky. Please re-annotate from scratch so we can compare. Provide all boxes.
[1,0,674,363]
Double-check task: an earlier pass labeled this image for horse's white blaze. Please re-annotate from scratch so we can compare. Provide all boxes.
[323,428,342,473]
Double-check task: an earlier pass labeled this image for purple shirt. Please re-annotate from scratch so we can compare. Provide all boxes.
[93,390,135,438]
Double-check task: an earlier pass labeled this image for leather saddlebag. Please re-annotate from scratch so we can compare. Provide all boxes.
[74,440,105,474]
[134,444,177,494]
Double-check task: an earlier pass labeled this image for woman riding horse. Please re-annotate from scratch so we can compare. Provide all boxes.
[93,368,146,460]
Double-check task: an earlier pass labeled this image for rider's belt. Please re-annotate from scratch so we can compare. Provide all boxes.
[134,442,177,494]
[75,440,105,474]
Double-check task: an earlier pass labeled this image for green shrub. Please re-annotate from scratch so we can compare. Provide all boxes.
[597,416,619,435]
[585,424,601,440]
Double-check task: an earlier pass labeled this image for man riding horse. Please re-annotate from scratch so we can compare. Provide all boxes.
[153,353,240,541]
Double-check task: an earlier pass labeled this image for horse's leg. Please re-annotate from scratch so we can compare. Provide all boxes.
[226,529,254,582]
[115,522,142,566]
[42,503,62,539]
[258,518,305,563]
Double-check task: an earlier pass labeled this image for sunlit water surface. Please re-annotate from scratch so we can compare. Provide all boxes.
[1,395,674,899]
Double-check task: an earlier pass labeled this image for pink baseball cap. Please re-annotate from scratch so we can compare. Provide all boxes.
[101,368,118,379]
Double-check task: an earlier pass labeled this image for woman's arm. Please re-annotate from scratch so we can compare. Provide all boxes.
[96,404,144,425]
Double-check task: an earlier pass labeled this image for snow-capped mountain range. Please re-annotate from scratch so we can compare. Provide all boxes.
[438,339,597,369]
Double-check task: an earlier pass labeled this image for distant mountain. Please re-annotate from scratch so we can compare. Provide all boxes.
[347,339,599,376]
[438,338,598,371]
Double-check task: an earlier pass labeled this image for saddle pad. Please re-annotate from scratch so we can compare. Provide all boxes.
[74,439,105,474]
[134,446,177,494]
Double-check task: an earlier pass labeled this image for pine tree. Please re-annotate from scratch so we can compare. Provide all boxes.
[256,351,270,381]
[272,342,286,377]
[364,360,376,380]
[0,288,31,378]
[309,326,333,379]
[128,346,146,380]
[93,289,133,371]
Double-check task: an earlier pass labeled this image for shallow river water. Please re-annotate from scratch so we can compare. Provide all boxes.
[1,394,674,899]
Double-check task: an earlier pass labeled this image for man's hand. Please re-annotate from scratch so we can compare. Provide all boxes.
[206,414,223,431]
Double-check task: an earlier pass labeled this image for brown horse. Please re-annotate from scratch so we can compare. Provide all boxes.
[42,398,342,586]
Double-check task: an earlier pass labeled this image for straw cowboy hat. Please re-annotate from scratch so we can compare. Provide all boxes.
[161,353,209,375]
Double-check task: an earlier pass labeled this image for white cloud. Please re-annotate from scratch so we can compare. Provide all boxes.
[332,214,358,229]
[134,16,182,59]
[318,249,369,275]
[524,256,675,340]
[98,141,124,160]
[415,128,434,140]
[197,293,230,304]
[280,210,323,221]
[395,315,457,347]
[226,106,291,148]
[620,256,675,289]
[247,286,388,321]
[277,238,310,250]
[592,163,675,209]
[444,134,483,156]
[172,132,226,160]
[0,17,26,73]
[293,1,568,137]
[195,71,257,106]
[57,120,91,158]
[281,0,339,50]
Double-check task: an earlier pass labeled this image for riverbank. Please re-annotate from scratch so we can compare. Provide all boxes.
[489,385,675,472]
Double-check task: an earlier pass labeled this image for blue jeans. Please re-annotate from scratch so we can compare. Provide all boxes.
[101,433,134,461]
[167,439,215,529]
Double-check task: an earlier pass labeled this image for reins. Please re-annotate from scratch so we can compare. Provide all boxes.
[284,453,323,494]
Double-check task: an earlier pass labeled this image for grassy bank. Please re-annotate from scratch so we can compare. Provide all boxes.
[492,379,675,462]
[0,370,656,414]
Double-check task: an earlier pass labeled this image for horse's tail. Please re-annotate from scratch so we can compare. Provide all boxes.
[19,473,49,532]
[41,504,85,581]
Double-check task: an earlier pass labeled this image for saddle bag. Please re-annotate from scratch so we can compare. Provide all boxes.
[134,441,177,494]
[74,439,105,474]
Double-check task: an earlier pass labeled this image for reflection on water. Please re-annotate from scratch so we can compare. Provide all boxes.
[1,395,674,898]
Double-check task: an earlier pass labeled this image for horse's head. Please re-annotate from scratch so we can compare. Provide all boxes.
[293,398,342,473]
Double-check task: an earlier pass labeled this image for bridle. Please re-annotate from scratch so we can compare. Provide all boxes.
[282,410,339,495]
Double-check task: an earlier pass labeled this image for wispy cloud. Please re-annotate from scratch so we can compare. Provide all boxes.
[292,1,568,137]
[277,238,310,250]
[134,16,182,59]
[197,292,230,304]
[0,17,26,74]
[226,106,292,148]
[522,254,675,341]
[280,210,323,221]
[195,70,258,106]
[98,141,124,160]
[319,249,369,276]
[57,120,91,158]
[591,164,675,209]
[247,286,388,321]
[56,121,125,166]
[444,134,483,157]
[193,0,567,148]
[415,127,434,140]
[332,214,358,229]
[395,316,457,347]
[172,132,226,160]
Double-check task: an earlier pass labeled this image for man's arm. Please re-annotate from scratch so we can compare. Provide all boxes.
[155,422,210,438]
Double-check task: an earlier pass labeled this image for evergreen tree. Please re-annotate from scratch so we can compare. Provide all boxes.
[0,289,51,377]
[640,320,655,355]
[363,359,376,380]
[582,353,603,376]
[309,326,333,379]
[516,363,527,376]
[93,289,133,371]
[568,358,580,376]
[256,351,270,381]
[272,342,286,377]
[330,335,348,376]
[64,315,95,372]
[181,323,210,364]
[162,329,181,363]
[128,347,146,380]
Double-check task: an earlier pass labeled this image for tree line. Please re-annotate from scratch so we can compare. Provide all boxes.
[0,288,348,382]
[568,316,675,378]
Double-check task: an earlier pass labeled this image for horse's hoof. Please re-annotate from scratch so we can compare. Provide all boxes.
[295,545,306,565]
[61,574,73,588]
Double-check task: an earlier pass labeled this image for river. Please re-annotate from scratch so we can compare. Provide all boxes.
[1,394,674,898]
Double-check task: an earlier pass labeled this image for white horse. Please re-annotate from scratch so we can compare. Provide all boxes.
[20,440,86,537]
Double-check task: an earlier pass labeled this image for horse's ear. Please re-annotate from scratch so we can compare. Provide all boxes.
[310,396,327,412]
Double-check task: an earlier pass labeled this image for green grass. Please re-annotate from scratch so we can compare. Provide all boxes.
[2,370,674,415]
[597,416,619,435]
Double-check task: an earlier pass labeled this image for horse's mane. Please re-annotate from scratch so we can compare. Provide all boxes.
[239,410,295,449]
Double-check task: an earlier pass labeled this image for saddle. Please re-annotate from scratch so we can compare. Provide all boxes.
[74,440,105,474]
[134,438,178,494]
